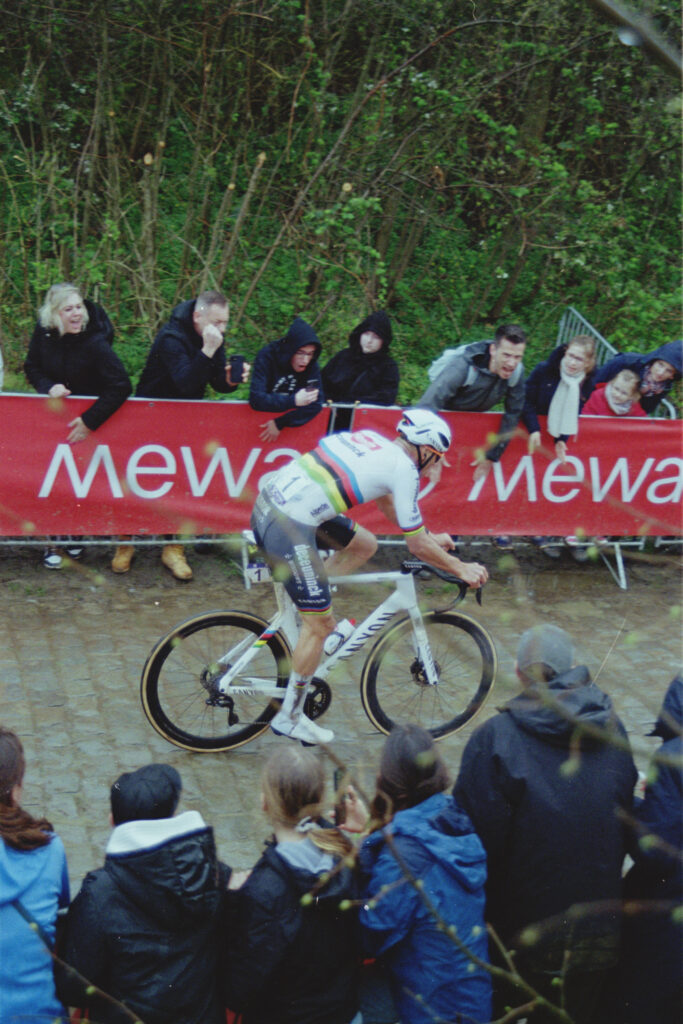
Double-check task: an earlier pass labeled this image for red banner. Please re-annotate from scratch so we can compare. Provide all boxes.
[0,395,680,537]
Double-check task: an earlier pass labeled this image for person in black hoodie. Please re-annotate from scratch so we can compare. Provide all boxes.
[249,317,324,443]
[58,763,229,1024]
[322,310,399,431]
[224,744,361,1024]
[135,290,247,400]
[116,290,249,579]
[453,623,637,1024]
[24,282,132,568]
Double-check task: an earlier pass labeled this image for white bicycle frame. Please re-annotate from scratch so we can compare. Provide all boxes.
[216,569,439,699]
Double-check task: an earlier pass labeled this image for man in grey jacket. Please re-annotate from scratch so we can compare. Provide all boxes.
[419,324,527,481]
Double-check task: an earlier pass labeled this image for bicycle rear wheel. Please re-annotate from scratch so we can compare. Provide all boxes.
[141,611,291,752]
[360,610,496,739]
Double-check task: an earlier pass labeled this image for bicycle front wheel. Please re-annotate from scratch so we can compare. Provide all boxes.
[360,610,496,739]
[141,611,291,752]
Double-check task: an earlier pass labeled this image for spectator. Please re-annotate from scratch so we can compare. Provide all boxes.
[322,310,399,431]
[224,744,360,1024]
[617,675,682,1024]
[249,317,324,443]
[58,763,228,1024]
[453,623,637,1024]
[581,368,646,418]
[522,335,597,559]
[594,339,681,415]
[114,290,249,579]
[356,724,492,1024]
[419,323,527,481]
[0,726,70,1023]
[24,282,132,569]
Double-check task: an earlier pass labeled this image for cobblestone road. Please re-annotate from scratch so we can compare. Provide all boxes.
[1,540,680,891]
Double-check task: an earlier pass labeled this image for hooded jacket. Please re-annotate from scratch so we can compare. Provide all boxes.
[321,311,399,407]
[454,667,637,966]
[249,318,324,430]
[224,834,359,1024]
[24,300,132,430]
[136,298,238,399]
[419,340,525,461]
[522,343,596,440]
[0,833,69,1024]
[58,811,227,1024]
[594,339,682,414]
[618,676,683,1023]
[358,793,491,1024]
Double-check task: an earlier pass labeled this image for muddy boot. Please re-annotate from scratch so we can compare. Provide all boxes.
[161,543,193,580]
[111,545,135,574]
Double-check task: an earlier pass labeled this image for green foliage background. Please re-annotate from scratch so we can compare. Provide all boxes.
[1,0,680,402]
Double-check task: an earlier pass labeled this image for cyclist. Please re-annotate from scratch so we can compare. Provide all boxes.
[251,408,489,744]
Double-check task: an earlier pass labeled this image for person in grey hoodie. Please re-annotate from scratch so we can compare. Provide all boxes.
[419,323,527,481]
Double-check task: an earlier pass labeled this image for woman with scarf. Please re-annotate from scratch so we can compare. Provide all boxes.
[522,335,597,559]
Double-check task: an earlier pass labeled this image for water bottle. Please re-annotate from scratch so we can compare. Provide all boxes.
[323,618,355,656]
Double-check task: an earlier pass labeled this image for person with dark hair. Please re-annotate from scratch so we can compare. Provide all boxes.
[224,745,361,1024]
[616,675,683,1024]
[249,317,325,443]
[115,290,249,579]
[58,763,229,1024]
[594,339,681,415]
[24,282,132,569]
[453,624,638,1023]
[419,323,527,481]
[356,724,491,1024]
[322,311,399,430]
[0,726,70,1022]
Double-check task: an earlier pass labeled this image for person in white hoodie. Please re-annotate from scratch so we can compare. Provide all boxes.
[58,763,229,1024]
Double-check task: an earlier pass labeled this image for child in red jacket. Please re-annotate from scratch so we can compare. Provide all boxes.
[582,368,646,417]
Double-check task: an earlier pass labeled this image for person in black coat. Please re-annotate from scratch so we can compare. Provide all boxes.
[58,763,229,1024]
[224,745,360,1024]
[522,335,597,463]
[116,291,249,579]
[453,623,637,1024]
[136,290,248,400]
[322,311,399,431]
[249,317,324,442]
[616,675,683,1024]
[25,283,131,443]
[24,283,132,569]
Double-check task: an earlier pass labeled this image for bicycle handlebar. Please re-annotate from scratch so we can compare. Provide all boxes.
[399,560,483,605]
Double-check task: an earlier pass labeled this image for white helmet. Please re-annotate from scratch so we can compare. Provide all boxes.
[397,408,452,454]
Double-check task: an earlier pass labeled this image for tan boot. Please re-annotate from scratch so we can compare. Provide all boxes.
[111,544,135,574]
[161,544,193,580]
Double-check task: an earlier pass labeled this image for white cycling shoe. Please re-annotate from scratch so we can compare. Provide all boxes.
[271,709,334,745]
